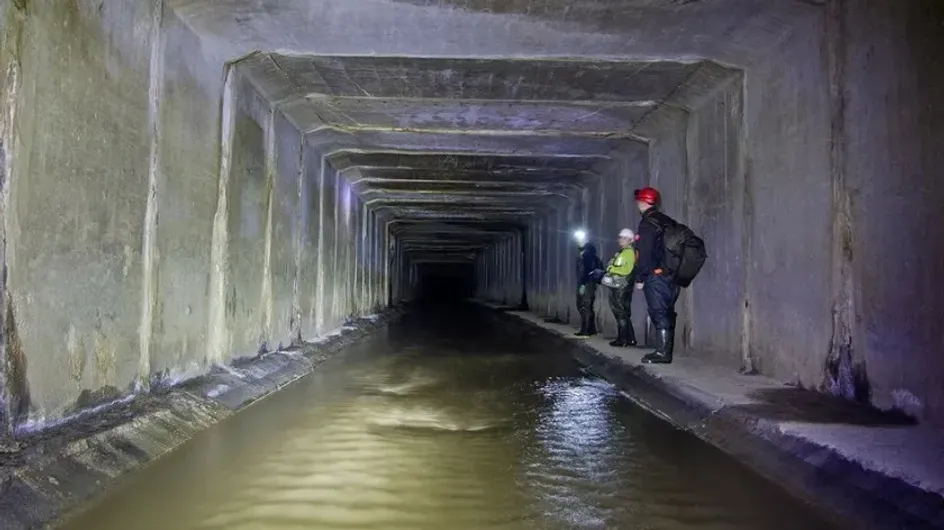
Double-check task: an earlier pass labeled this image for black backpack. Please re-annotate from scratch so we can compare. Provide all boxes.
[648,214,707,288]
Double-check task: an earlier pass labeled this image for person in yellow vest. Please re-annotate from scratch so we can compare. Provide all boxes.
[602,228,638,347]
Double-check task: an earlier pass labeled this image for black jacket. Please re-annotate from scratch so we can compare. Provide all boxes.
[635,209,676,281]
[576,243,603,286]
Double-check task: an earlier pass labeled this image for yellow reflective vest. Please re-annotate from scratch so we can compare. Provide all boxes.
[606,247,636,277]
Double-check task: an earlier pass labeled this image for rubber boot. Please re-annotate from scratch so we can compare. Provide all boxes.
[609,320,628,347]
[586,315,598,336]
[641,329,673,364]
[624,323,638,347]
[574,313,592,337]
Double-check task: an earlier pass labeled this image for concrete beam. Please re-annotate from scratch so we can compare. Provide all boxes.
[298,96,654,134]
[354,179,582,195]
[306,128,630,157]
[376,207,537,221]
[330,151,604,172]
[265,53,700,101]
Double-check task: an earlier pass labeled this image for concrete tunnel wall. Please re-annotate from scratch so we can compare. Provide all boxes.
[0,0,941,437]
[476,1,944,424]
[0,1,389,433]
[218,70,386,361]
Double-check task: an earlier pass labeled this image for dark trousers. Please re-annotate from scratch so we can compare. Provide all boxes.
[608,283,636,343]
[576,283,597,332]
[608,283,633,322]
[643,274,681,330]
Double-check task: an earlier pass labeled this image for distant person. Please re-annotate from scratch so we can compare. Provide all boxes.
[574,235,604,337]
[602,229,637,347]
[633,186,707,364]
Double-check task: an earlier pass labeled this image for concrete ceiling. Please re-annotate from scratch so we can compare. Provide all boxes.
[269,55,697,101]
[170,0,815,64]
[246,54,686,257]
[201,0,770,263]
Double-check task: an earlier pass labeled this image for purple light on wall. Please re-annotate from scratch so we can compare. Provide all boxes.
[341,179,353,226]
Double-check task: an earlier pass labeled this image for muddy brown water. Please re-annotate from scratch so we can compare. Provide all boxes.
[60,307,838,530]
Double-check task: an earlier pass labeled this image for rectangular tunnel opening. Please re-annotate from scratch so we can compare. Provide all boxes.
[413,261,477,304]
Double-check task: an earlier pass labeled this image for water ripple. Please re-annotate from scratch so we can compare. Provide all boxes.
[60,328,837,530]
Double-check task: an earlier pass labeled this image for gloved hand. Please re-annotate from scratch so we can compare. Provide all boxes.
[578,285,586,296]
[590,269,606,282]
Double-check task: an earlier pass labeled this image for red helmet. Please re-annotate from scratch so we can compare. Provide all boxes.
[634,187,661,206]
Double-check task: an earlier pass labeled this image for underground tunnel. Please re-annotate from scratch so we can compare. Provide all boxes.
[0,0,943,529]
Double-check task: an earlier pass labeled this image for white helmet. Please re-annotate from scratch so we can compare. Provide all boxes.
[618,228,635,239]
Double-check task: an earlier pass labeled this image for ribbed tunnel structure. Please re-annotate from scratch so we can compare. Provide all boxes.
[0,0,942,486]
[240,52,730,310]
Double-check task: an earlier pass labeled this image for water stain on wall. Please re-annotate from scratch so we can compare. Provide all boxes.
[67,324,86,383]
[3,301,31,431]
[93,327,116,389]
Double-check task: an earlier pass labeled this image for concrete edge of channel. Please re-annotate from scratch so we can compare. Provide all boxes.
[0,307,406,530]
[483,306,944,530]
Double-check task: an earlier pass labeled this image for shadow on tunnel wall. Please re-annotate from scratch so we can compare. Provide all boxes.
[727,388,916,427]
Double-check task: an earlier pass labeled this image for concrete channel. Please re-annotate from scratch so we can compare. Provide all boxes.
[478,304,944,530]
[2,302,941,529]
[0,309,404,530]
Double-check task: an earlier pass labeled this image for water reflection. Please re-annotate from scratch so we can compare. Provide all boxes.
[525,378,624,529]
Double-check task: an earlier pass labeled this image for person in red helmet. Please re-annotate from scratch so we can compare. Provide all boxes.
[633,187,680,364]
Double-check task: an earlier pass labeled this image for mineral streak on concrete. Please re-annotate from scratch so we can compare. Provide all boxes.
[0,309,403,530]
[481,305,944,530]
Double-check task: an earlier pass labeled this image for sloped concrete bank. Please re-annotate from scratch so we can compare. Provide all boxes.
[0,308,404,530]
[481,305,944,530]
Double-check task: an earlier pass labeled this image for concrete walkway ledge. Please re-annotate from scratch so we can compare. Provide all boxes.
[482,304,944,530]
[0,307,405,530]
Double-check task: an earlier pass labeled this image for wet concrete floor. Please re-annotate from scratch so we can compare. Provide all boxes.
[60,306,839,530]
